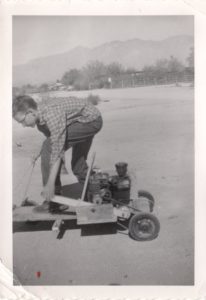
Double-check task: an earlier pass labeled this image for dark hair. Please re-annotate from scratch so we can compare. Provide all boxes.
[12,95,37,117]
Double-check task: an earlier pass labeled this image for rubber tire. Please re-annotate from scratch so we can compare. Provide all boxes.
[129,212,160,241]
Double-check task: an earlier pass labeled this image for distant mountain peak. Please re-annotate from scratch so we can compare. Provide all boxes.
[13,35,194,86]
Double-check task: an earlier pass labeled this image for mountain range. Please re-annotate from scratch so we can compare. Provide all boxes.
[13,35,193,86]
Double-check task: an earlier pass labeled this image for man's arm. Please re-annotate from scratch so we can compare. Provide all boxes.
[41,107,67,200]
[41,157,61,200]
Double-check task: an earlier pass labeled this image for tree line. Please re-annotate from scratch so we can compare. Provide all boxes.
[13,47,194,95]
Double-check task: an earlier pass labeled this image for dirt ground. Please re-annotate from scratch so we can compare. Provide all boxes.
[12,85,194,285]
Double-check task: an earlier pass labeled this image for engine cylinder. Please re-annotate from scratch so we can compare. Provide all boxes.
[110,162,131,204]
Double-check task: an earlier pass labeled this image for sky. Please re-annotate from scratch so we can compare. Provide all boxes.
[13,16,194,66]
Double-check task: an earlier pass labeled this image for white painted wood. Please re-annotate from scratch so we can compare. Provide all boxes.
[80,152,96,202]
[52,195,92,207]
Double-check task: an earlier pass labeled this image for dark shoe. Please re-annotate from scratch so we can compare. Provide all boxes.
[49,201,69,213]
[33,200,69,213]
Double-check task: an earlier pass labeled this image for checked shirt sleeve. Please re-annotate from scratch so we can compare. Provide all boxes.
[45,106,67,168]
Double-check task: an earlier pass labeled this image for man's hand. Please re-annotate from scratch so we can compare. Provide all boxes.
[41,183,55,201]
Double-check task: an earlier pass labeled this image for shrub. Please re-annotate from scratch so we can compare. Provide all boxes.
[87,94,101,106]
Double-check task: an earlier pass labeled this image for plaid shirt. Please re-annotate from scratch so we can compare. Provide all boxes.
[36,97,101,167]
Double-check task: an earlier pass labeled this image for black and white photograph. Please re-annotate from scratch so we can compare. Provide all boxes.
[11,15,194,286]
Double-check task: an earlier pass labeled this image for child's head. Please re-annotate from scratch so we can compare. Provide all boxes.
[13,95,38,128]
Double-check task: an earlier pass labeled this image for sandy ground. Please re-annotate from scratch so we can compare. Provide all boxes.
[12,85,194,285]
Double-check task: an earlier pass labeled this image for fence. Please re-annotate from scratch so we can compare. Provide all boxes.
[109,70,194,89]
[13,69,194,96]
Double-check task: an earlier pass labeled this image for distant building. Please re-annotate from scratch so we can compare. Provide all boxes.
[48,82,67,91]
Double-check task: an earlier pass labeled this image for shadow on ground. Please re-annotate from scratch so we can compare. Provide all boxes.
[13,220,126,239]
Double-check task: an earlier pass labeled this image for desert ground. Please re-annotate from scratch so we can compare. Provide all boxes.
[12,85,194,285]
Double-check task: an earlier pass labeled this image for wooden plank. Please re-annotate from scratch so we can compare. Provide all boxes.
[76,204,117,225]
[13,206,77,222]
[52,195,92,207]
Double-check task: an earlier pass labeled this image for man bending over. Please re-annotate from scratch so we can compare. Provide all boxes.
[12,95,103,211]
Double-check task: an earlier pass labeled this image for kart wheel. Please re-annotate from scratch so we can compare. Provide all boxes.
[138,190,155,212]
[129,213,160,241]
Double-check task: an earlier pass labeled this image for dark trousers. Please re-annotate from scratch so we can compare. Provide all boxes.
[41,116,103,187]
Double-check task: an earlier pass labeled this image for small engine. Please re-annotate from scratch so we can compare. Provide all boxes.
[110,162,131,205]
[87,162,131,205]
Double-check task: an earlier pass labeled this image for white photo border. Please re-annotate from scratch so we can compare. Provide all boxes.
[1,1,206,299]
